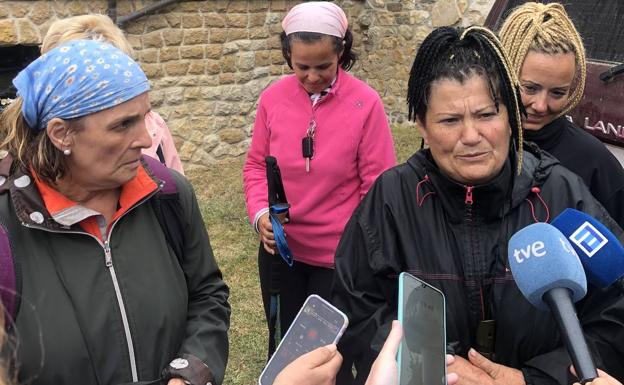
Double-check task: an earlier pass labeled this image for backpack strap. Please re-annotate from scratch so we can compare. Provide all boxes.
[0,154,19,327]
[143,156,186,264]
[0,222,18,327]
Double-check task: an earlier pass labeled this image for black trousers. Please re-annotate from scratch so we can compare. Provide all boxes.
[257,244,334,357]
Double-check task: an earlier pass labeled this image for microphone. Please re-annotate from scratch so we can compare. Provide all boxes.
[551,208,624,292]
[508,222,597,383]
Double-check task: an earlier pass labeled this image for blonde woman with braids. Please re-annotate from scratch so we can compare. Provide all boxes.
[332,25,624,385]
[500,2,624,227]
[41,14,185,174]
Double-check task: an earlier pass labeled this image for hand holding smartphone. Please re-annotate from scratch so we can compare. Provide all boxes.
[259,295,349,385]
[397,272,447,385]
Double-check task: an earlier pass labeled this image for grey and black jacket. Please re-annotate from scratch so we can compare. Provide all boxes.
[1,158,230,385]
[332,143,624,385]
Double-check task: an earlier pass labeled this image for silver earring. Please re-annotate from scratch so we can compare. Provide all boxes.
[63,149,71,156]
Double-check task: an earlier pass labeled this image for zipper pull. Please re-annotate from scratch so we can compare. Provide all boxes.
[104,241,113,267]
[465,186,474,205]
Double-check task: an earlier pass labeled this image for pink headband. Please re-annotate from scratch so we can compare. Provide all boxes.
[281,2,348,38]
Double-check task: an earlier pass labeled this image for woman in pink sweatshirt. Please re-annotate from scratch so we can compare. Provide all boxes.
[243,2,396,354]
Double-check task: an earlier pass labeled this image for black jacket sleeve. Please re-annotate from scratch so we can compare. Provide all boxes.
[174,173,231,385]
[331,176,403,384]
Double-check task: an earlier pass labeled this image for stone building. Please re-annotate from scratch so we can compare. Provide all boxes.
[0,0,494,170]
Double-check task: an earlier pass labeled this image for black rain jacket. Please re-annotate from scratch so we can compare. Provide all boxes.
[332,144,624,385]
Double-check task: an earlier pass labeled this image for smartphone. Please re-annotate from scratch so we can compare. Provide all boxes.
[258,295,348,385]
[397,272,447,385]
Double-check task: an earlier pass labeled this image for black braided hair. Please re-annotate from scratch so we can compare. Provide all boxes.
[280,30,357,71]
[407,26,526,174]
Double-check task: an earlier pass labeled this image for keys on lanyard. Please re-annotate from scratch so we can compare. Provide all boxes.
[302,120,316,172]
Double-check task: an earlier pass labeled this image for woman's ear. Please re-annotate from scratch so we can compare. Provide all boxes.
[46,118,73,152]
[416,118,428,145]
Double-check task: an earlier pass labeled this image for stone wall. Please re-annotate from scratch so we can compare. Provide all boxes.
[0,0,494,170]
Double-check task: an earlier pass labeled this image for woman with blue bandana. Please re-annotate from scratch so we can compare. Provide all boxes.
[0,40,230,385]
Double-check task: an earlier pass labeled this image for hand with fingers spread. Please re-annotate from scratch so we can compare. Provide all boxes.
[446,353,492,385]
[468,348,525,385]
[447,348,525,385]
[445,354,459,385]
[274,344,343,385]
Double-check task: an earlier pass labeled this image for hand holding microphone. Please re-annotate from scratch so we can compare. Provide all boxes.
[508,222,598,383]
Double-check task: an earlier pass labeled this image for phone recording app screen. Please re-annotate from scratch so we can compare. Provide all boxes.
[260,297,344,385]
[400,280,446,385]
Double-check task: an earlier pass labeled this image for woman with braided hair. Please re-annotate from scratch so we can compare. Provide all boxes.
[332,25,624,385]
[499,2,624,227]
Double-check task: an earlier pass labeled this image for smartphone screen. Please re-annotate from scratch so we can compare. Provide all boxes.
[258,295,348,385]
[398,272,446,385]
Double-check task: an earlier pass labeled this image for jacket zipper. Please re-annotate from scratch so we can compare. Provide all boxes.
[103,237,138,381]
[465,185,474,205]
[464,185,485,324]
[20,184,162,382]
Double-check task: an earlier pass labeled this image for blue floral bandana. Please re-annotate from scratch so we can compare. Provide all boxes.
[13,39,150,132]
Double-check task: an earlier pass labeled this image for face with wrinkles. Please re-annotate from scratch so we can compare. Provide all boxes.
[417,75,511,185]
[49,92,152,190]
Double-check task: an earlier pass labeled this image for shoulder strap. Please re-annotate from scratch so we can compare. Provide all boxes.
[0,221,18,327]
[143,156,186,264]
[0,154,19,327]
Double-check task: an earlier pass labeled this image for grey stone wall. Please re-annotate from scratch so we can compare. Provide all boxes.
[0,0,494,170]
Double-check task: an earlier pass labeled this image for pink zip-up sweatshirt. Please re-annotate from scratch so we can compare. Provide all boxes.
[143,111,185,175]
[243,69,396,267]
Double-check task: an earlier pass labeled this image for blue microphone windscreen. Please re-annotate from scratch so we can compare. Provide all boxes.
[508,222,587,310]
[552,208,624,288]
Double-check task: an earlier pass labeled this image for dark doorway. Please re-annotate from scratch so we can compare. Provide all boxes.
[0,45,40,104]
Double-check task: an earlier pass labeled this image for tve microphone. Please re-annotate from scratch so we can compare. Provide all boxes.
[508,222,597,383]
[552,208,624,292]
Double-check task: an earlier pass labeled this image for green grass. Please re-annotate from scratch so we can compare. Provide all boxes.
[187,123,420,385]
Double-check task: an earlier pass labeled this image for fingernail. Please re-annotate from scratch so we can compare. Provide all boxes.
[469,348,477,357]
[326,344,337,352]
